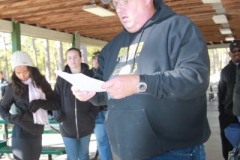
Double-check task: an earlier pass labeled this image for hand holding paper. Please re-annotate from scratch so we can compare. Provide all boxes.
[56,71,106,92]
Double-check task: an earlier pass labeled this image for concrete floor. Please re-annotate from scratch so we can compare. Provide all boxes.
[0,97,226,160]
[205,98,225,160]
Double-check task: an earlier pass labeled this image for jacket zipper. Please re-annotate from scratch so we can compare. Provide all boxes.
[74,98,79,139]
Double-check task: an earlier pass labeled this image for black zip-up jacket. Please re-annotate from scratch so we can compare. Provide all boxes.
[90,0,211,159]
[53,63,99,138]
[233,64,240,115]
[0,83,59,136]
[218,61,237,116]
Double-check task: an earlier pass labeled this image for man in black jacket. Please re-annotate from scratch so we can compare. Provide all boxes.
[218,40,240,160]
[232,40,240,121]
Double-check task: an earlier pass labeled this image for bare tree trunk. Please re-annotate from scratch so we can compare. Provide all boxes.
[224,48,229,66]
[212,49,216,74]
[45,39,51,82]
[3,36,9,80]
[57,41,64,70]
[32,37,38,68]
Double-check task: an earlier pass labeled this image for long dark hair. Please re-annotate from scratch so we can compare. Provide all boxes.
[11,66,52,96]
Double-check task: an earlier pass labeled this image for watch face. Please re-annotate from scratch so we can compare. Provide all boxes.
[137,82,147,92]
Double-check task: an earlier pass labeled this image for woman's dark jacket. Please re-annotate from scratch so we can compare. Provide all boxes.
[53,63,99,138]
[0,82,59,137]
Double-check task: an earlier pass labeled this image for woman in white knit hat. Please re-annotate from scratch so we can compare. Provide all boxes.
[0,51,59,160]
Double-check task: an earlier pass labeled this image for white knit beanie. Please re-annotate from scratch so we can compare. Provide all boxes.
[11,51,34,69]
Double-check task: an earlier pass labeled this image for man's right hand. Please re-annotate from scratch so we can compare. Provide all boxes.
[71,86,96,101]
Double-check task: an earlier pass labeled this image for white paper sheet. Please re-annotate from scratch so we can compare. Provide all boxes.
[56,71,106,92]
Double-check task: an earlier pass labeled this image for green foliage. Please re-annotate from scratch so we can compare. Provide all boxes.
[0,30,232,85]
[87,46,102,68]
[0,31,232,87]
[0,32,102,85]
[0,32,12,80]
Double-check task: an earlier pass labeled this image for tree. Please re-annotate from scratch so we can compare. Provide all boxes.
[45,39,51,82]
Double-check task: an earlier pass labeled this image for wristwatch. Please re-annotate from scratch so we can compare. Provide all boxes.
[137,75,147,93]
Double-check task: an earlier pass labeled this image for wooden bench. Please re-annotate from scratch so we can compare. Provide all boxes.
[0,140,66,160]
[0,119,66,160]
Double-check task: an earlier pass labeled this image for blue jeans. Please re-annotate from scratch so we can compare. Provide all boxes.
[146,145,206,160]
[63,135,91,160]
[94,111,112,160]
